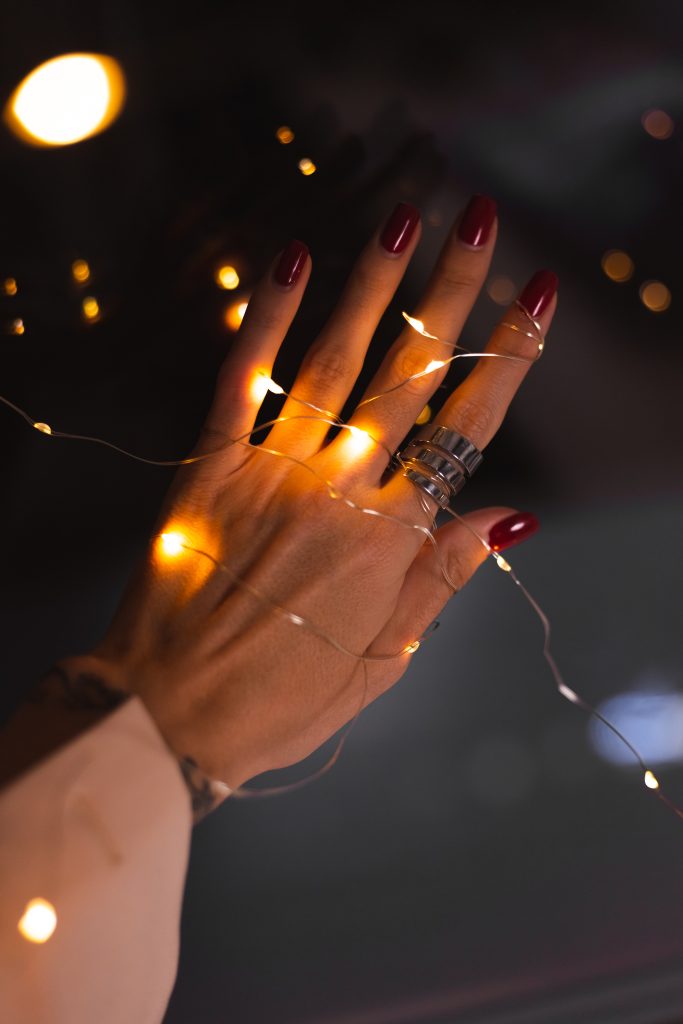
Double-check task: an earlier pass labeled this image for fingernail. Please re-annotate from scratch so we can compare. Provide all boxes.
[273,239,309,288]
[457,194,497,248]
[489,511,540,552]
[518,270,558,318]
[380,202,420,255]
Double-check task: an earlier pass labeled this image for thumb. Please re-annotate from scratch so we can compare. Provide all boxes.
[373,507,539,657]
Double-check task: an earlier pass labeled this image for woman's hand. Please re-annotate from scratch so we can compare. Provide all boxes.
[67,196,557,791]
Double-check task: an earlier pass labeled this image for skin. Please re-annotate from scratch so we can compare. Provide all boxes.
[0,201,557,795]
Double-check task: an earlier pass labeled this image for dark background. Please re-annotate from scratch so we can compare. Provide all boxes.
[1,2,683,1022]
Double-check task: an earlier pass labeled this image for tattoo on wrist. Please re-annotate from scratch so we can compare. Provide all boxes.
[30,665,129,711]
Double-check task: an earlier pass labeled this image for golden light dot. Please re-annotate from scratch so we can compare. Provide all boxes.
[224,298,249,332]
[601,250,634,283]
[251,371,284,404]
[487,275,516,305]
[494,553,512,572]
[344,424,373,456]
[558,683,580,705]
[33,422,52,434]
[644,770,660,790]
[159,532,185,557]
[9,317,25,335]
[401,312,440,340]
[81,296,100,321]
[403,640,421,654]
[215,265,240,290]
[72,258,91,284]
[18,898,57,943]
[5,53,126,147]
[641,109,674,140]
[424,359,446,375]
[639,280,671,313]
[298,157,316,176]
[415,403,431,426]
[3,277,17,296]
[276,125,294,144]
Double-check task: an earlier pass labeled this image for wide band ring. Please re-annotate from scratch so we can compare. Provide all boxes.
[397,424,483,510]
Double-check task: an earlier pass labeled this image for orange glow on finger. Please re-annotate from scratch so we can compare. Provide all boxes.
[250,371,285,404]
[342,425,374,458]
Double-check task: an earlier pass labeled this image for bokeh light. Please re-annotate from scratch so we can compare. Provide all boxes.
[589,688,683,766]
[215,265,240,290]
[81,296,100,321]
[298,158,316,176]
[3,277,17,296]
[18,898,57,943]
[639,280,671,313]
[5,53,126,147]
[276,125,294,144]
[486,275,516,305]
[72,259,91,284]
[225,299,249,331]
[9,318,24,335]
[601,250,634,283]
[641,109,674,140]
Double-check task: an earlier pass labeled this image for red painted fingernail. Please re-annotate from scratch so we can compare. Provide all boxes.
[380,202,420,255]
[273,239,308,288]
[489,511,540,552]
[518,270,558,318]
[457,194,497,248]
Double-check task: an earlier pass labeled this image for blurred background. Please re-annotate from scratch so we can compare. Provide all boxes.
[1,2,682,1021]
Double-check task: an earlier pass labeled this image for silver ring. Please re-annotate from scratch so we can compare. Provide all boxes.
[397,424,483,510]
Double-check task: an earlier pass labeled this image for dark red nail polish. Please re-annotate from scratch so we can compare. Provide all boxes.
[273,239,308,288]
[518,270,558,318]
[489,511,540,552]
[380,202,420,255]
[457,194,497,248]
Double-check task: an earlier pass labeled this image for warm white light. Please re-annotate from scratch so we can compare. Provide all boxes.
[3,277,18,296]
[225,299,249,331]
[160,532,185,557]
[494,553,512,572]
[5,53,126,147]
[215,265,240,290]
[644,770,660,790]
[403,640,420,654]
[298,158,316,176]
[601,250,634,283]
[82,296,100,321]
[402,312,440,340]
[345,425,373,456]
[558,683,580,705]
[639,280,671,313]
[424,359,446,375]
[10,318,24,335]
[33,422,52,434]
[18,898,57,943]
[251,372,284,403]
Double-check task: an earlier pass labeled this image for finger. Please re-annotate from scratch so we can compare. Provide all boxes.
[197,240,311,462]
[331,195,497,476]
[383,269,558,516]
[366,507,539,693]
[266,202,421,460]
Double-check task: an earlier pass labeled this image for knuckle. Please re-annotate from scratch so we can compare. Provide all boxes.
[350,263,387,303]
[436,261,480,294]
[450,396,495,444]
[388,345,438,396]
[304,343,356,392]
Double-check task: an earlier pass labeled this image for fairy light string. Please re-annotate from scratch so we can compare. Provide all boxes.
[1,302,677,817]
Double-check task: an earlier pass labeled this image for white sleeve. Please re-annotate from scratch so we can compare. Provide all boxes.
[0,697,192,1024]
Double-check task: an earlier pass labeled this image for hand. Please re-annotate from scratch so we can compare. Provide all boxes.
[68,196,557,790]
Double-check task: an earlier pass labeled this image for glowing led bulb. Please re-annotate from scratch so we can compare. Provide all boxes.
[251,371,285,404]
[72,259,90,283]
[402,312,440,340]
[403,640,421,654]
[345,424,373,456]
[298,158,316,176]
[18,898,57,943]
[644,770,660,790]
[424,359,446,375]
[276,125,294,144]
[33,421,52,434]
[225,299,249,331]
[3,277,18,296]
[215,265,240,290]
[82,296,100,321]
[160,532,185,557]
[558,683,580,705]
[494,552,512,572]
[9,318,24,335]
[5,53,126,147]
